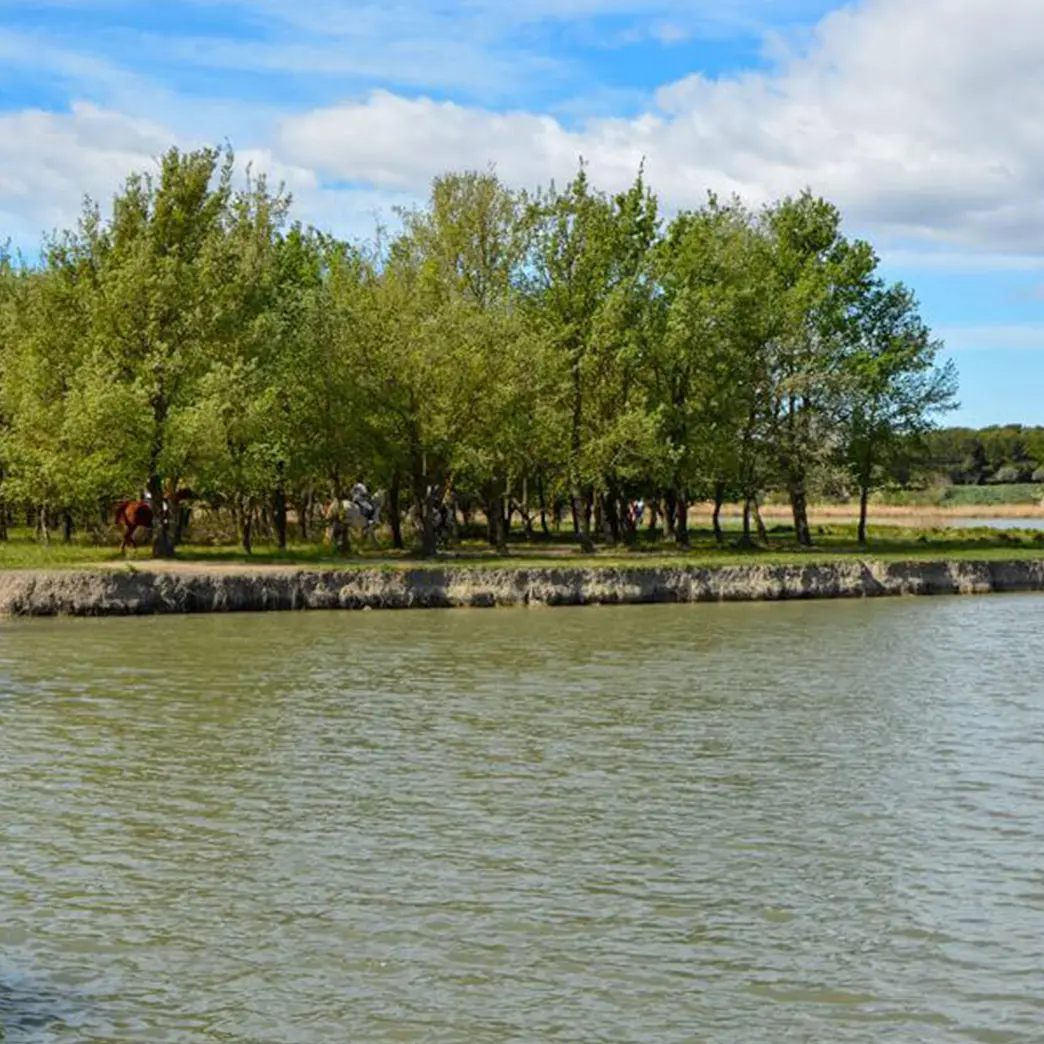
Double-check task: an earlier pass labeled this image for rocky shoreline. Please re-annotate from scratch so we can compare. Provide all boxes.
[1,558,1044,616]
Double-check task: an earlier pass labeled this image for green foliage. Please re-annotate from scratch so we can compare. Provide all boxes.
[0,149,960,556]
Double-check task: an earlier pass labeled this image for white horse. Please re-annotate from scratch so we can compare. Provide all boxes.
[325,490,386,546]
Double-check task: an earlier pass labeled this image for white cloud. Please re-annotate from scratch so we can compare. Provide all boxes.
[650,21,691,45]
[6,0,1044,261]
[0,103,172,244]
[0,102,416,251]
[272,0,1044,253]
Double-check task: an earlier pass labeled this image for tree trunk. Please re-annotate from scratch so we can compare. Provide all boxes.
[412,467,439,558]
[483,480,508,553]
[605,482,623,544]
[335,516,351,553]
[38,505,50,546]
[789,479,813,547]
[494,506,508,554]
[739,495,755,548]
[446,496,460,548]
[754,501,769,544]
[569,490,591,552]
[62,510,73,544]
[389,473,404,549]
[0,466,7,541]
[570,349,594,552]
[712,479,725,545]
[538,477,550,538]
[273,485,288,551]
[501,486,512,545]
[858,481,870,547]
[240,503,253,555]
[172,498,186,546]
[675,487,690,548]
[664,490,677,538]
[149,474,175,558]
[647,501,659,538]
[421,491,438,557]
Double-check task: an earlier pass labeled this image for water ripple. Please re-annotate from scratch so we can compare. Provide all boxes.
[1,597,1044,1041]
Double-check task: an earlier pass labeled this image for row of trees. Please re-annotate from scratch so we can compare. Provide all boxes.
[919,426,1044,486]
[0,146,957,555]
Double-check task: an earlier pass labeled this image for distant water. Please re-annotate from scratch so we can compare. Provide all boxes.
[945,516,1044,530]
[2,599,1044,1042]
[714,512,1044,531]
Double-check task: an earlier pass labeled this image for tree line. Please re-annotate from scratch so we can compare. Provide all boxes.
[0,146,957,556]
[917,426,1044,486]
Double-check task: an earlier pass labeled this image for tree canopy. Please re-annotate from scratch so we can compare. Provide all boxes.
[0,146,958,555]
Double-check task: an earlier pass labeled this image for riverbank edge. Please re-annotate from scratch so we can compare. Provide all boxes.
[2,558,1044,616]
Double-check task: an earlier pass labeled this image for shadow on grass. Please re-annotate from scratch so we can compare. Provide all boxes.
[3,522,1044,571]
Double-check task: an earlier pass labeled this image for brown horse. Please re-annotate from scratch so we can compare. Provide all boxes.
[114,500,153,553]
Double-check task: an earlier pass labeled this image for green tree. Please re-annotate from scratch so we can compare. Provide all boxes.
[762,192,877,545]
[83,145,235,556]
[393,171,542,552]
[523,164,660,551]
[653,196,779,545]
[843,280,958,544]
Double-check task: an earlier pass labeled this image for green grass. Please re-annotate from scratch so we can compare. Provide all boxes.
[4,521,1044,572]
[875,483,1044,507]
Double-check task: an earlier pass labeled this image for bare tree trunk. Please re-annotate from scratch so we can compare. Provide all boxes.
[149,474,174,558]
[858,481,871,547]
[501,483,512,546]
[739,495,755,548]
[273,485,288,550]
[412,464,439,558]
[570,352,594,553]
[486,479,507,553]
[664,490,677,538]
[712,479,725,544]
[789,477,813,547]
[388,473,403,549]
[240,502,253,555]
[675,487,690,548]
[754,500,769,544]
[604,482,622,544]
[62,510,73,544]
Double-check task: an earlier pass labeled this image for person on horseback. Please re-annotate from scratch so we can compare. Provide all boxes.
[350,481,375,522]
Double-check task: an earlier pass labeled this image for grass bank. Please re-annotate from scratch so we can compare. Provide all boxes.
[4,520,1044,573]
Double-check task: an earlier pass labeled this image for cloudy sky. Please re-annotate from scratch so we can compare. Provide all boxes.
[1,0,1040,426]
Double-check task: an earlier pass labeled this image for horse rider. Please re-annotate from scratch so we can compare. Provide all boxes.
[350,481,375,521]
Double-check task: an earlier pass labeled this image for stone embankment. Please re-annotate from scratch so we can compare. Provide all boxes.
[2,558,1044,616]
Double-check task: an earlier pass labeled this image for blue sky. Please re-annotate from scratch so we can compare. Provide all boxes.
[0,0,1041,428]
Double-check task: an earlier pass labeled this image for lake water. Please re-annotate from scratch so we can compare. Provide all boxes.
[945,517,1044,531]
[2,599,1043,1042]
[715,513,1044,531]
